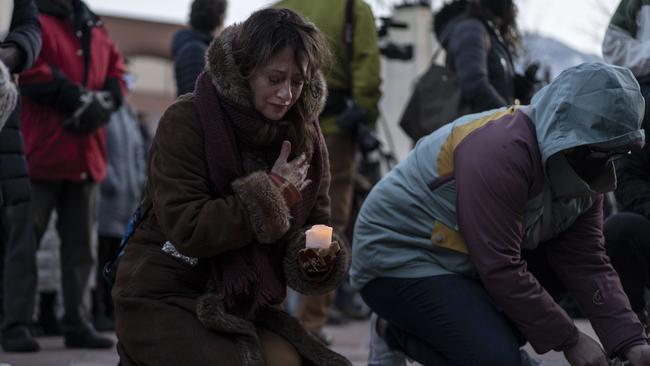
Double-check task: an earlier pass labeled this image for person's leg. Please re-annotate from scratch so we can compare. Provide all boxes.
[604,212,650,314]
[94,235,120,331]
[31,182,63,335]
[30,181,61,244]
[1,201,39,352]
[257,327,301,366]
[296,291,334,344]
[324,133,357,239]
[56,181,111,348]
[361,275,522,366]
[367,312,408,366]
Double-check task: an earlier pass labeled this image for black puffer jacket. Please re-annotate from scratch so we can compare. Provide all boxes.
[436,7,516,112]
[615,142,650,218]
[0,0,41,207]
[171,29,212,96]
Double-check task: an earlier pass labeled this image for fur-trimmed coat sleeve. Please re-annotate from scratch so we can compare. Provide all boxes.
[283,134,351,295]
[148,96,291,258]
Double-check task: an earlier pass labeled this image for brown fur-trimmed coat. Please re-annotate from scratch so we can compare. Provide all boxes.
[112,25,351,366]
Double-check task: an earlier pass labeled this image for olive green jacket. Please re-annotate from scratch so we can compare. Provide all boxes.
[274,0,382,134]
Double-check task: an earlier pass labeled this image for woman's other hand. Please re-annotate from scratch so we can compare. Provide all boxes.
[563,331,608,366]
[271,140,311,191]
[625,344,650,365]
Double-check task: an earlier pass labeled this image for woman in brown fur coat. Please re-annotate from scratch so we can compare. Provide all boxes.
[112,8,351,366]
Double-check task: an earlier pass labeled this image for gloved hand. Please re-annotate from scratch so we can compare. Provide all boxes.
[63,90,115,134]
[524,62,540,84]
[625,343,650,365]
[297,241,341,277]
[514,62,541,105]
[563,331,608,366]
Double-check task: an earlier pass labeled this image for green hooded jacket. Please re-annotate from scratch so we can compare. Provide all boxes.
[274,0,382,134]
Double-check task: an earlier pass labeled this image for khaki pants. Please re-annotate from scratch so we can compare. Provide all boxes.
[298,133,357,333]
[258,327,302,366]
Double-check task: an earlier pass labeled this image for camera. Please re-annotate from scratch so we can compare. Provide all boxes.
[377,17,414,61]
[336,99,381,154]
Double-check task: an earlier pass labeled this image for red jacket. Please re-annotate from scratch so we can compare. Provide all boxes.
[19,1,125,182]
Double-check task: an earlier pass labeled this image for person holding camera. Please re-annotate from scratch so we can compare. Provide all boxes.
[274,0,382,344]
[18,0,125,349]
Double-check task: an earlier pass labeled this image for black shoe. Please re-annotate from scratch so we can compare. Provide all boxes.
[38,315,63,336]
[1,325,40,352]
[64,325,114,349]
[93,314,115,332]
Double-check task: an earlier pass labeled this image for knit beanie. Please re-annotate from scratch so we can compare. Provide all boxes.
[0,60,17,132]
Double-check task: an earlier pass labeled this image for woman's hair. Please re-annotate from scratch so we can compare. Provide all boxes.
[189,0,227,33]
[468,0,521,56]
[232,8,331,157]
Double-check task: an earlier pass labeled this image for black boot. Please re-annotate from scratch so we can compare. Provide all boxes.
[38,291,62,335]
[64,323,114,349]
[92,289,115,332]
[1,325,40,352]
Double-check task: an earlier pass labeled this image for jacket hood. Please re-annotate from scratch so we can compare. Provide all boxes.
[527,62,645,165]
[171,29,212,57]
[204,24,327,122]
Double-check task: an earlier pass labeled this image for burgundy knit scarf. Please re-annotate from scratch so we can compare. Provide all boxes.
[194,72,324,319]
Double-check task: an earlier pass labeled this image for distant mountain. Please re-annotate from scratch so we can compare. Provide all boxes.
[520,33,602,80]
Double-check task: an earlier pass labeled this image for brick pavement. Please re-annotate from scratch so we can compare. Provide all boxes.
[0,320,598,365]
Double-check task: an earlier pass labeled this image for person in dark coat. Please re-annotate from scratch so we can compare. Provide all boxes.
[604,123,650,331]
[93,100,147,332]
[171,0,227,96]
[0,0,41,353]
[19,0,125,349]
[435,0,535,113]
[113,9,351,366]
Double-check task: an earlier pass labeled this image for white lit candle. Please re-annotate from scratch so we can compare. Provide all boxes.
[305,225,333,249]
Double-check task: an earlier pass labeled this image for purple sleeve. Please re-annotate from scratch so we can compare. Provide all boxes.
[455,120,579,354]
[544,195,647,355]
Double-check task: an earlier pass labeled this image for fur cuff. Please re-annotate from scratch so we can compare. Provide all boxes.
[232,171,291,244]
[284,230,350,295]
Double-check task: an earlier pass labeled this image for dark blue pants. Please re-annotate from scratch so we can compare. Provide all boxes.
[360,275,524,366]
[359,245,573,366]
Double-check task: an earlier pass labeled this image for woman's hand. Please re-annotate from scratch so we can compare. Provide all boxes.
[625,344,650,365]
[563,331,608,366]
[297,241,341,277]
[271,140,311,191]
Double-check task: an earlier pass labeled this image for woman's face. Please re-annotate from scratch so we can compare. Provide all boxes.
[249,47,306,121]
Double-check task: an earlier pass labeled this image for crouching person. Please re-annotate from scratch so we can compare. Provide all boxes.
[351,63,650,366]
[112,9,351,366]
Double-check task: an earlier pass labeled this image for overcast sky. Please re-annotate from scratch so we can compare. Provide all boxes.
[85,0,619,56]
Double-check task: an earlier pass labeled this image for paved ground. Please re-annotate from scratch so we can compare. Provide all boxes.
[0,319,598,365]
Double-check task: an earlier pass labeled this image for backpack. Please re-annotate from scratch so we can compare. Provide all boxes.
[102,200,151,286]
[399,58,466,141]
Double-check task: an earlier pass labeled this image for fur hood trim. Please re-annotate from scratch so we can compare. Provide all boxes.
[205,24,327,122]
